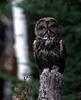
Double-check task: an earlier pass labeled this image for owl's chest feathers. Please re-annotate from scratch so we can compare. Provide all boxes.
[37,38,60,57]
[42,38,60,51]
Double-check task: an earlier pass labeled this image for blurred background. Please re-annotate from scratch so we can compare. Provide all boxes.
[0,0,81,100]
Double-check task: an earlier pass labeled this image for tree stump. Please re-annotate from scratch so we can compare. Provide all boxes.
[38,68,64,100]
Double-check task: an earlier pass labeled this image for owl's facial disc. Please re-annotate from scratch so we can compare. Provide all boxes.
[36,21,47,37]
[35,17,60,37]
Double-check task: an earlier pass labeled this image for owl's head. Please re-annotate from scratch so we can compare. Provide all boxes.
[35,17,60,38]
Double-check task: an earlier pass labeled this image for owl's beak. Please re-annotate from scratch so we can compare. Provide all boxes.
[47,30,51,37]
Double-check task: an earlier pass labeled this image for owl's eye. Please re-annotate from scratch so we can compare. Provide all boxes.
[38,26,46,30]
[37,26,46,36]
[50,24,57,30]
[50,24,58,33]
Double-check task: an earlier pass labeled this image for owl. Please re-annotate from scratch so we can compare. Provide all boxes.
[33,17,66,73]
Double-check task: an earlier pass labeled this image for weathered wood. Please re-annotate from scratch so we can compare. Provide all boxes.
[38,68,64,100]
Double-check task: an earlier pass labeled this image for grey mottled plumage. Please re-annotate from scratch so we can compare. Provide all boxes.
[33,17,66,73]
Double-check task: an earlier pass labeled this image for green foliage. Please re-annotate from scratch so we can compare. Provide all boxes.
[64,95,79,100]
[0,2,12,18]
[30,79,39,100]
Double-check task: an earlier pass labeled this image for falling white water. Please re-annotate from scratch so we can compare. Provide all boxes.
[12,0,31,80]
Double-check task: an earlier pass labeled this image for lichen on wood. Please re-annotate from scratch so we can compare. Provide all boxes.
[38,68,64,100]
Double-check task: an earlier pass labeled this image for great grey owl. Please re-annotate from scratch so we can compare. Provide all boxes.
[33,17,66,73]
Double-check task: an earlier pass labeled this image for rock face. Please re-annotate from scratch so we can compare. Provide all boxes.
[38,68,64,100]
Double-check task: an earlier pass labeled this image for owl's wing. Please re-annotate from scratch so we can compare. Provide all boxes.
[33,40,37,57]
[33,39,43,70]
[59,40,67,73]
[33,39,42,57]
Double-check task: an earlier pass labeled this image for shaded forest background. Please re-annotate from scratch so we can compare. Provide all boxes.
[24,0,81,99]
[0,0,81,100]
